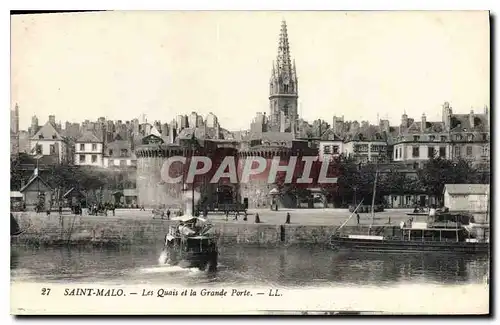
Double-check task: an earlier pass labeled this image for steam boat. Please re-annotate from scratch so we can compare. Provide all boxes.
[330,213,490,254]
[160,215,218,271]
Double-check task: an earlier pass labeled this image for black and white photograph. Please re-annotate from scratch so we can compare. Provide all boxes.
[9,10,490,315]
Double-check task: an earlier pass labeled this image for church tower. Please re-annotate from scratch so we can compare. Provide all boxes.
[269,20,298,133]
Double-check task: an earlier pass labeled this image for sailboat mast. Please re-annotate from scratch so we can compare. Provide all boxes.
[370,169,379,226]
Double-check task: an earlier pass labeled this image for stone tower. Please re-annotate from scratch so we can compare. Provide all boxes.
[269,20,298,133]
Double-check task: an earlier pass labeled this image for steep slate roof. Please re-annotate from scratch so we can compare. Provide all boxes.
[450,113,489,132]
[31,121,63,140]
[76,131,102,143]
[344,126,387,142]
[320,128,344,141]
[444,184,489,195]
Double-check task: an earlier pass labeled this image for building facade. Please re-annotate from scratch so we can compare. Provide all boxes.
[29,120,67,163]
[74,131,104,166]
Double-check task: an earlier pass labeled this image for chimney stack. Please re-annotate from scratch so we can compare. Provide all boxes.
[469,109,475,128]
[421,113,427,131]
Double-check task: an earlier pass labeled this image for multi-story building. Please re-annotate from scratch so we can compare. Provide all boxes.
[74,131,104,166]
[29,119,67,163]
[103,137,136,168]
[318,128,343,162]
[392,102,490,168]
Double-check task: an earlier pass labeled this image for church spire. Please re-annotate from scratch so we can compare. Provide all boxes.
[268,20,298,133]
[276,20,292,76]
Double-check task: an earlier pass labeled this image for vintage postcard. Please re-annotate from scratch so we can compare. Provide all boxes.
[10,10,490,315]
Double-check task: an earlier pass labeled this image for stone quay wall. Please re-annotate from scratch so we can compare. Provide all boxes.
[11,214,377,248]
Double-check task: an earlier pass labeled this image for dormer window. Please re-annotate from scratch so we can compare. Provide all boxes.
[429,135,436,141]
[109,149,113,156]
[455,134,463,141]
[467,134,474,142]
[52,135,57,139]
[413,135,420,142]
[38,135,44,139]
[440,136,447,142]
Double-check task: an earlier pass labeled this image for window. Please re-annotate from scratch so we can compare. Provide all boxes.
[399,148,402,159]
[466,146,473,156]
[429,135,436,141]
[395,149,398,159]
[455,134,463,141]
[79,155,85,163]
[439,147,446,158]
[91,155,97,163]
[120,160,127,167]
[36,144,42,154]
[49,144,56,155]
[413,135,420,142]
[467,134,474,142]
[412,146,419,158]
[483,145,490,157]
[454,146,461,157]
[92,143,97,151]
[323,145,332,155]
[52,135,57,139]
[440,136,447,142]
[109,149,113,156]
[482,134,488,141]
[332,146,339,154]
[38,135,44,139]
[428,147,435,158]
[80,144,85,151]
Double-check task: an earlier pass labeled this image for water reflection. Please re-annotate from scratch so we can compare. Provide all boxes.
[10,245,489,286]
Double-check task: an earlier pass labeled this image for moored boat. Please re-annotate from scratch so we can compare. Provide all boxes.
[10,213,24,236]
[160,215,218,271]
[330,213,489,254]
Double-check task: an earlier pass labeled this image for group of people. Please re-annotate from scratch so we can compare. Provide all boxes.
[88,202,116,216]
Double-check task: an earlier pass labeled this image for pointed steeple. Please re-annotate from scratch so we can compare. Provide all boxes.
[268,19,299,133]
[276,20,292,76]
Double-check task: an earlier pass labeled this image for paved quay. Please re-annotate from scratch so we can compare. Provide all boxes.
[17,208,416,227]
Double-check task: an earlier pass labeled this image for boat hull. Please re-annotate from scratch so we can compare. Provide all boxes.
[330,236,490,254]
[162,239,218,271]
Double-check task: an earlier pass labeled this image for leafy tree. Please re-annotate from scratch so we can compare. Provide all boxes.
[417,156,479,196]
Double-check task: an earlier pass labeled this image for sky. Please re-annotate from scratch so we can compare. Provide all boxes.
[11,11,490,131]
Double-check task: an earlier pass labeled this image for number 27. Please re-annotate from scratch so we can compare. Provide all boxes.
[41,288,51,296]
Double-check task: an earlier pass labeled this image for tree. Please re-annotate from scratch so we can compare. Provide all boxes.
[417,157,478,196]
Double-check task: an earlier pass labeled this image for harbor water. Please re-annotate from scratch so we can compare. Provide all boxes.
[11,245,489,287]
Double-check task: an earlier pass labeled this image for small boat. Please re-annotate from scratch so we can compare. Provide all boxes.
[160,215,218,271]
[10,213,24,236]
[330,214,489,254]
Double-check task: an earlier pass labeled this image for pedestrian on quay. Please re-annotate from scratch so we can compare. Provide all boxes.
[234,209,239,221]
[225,209,229,221]
[243,213,247,221]
[59,205,62,216]
[255,213,261,224]
[166,208,171,220]
[285,212,291,224]
[356,213,360,225]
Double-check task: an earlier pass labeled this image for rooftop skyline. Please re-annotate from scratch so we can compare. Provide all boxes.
[11,11,489,131]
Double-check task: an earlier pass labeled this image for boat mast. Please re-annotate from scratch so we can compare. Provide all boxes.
[370,168,379,227]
